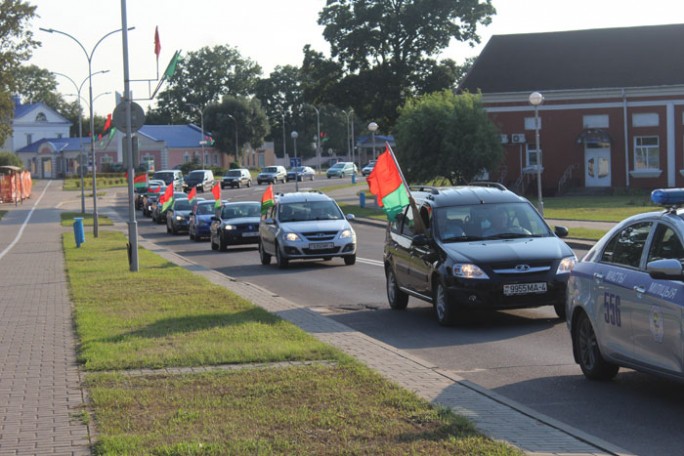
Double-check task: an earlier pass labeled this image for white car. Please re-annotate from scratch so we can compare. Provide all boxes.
[567,188,684,381]
[257,166,287,184]
[258,191,357,268]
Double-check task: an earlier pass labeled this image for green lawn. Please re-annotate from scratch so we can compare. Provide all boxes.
[63,230,521,455]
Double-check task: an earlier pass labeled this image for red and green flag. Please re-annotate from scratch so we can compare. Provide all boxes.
[367,145,410,221]
[160,183,174,211]
[187,186,197,203]
[261,184,275,216]
[212,183,221,208]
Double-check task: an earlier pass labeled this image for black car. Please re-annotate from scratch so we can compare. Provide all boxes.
[209,202,262,251]
[383,183,576,326]
[151,192,187,224]
[166,198,192,234]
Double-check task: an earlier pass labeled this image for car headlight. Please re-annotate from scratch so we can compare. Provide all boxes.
[175,215,183,221]
[340,229,354,239]
[452,263,489,279]
[556,255,577,274]
[223,224,236,231]
[284,232,301,242]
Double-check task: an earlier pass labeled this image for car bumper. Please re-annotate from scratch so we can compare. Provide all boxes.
[279,240,356,260]
[221,231,260,245]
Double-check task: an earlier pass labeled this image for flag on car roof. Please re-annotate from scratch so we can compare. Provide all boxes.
[133,173,148,185]
[187,186,197,203]
[160,183,174,211]
[212,183,221,208]
[261,184,275,216]
[366,144,410,221]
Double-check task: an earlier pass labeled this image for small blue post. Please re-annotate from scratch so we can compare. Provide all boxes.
[351,173,356,184]
[359,191,366,208]
[73,217,85,247]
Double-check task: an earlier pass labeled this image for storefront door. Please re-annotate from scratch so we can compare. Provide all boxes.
[585,146,611,187]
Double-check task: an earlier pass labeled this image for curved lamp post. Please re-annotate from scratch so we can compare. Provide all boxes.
[53,70,109,215]
[186,104,205,169]
[306,105,321,172]
[40,26,134,237]
[226,114,239,162]
[344,109,354,163]
[368,121,378,160]
[528,91,544,216]
[291,131,299,192]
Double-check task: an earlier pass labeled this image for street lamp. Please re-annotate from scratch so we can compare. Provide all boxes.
[291,131,299,191]
[368,122,378,160]
[281,111,287,163]
[306,105,321,172]
[528,91,544,216]
[40,26,134,238]
[187,104,205,169]
[53,70,109,215]
[344,109,354,163]
[226,114,239,161]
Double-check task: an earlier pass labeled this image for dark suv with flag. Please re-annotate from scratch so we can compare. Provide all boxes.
[383,183,576,326]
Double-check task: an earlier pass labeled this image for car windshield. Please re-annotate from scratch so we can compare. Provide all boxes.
[330,163,344,170]
[152,172,174,184]
[278,201,342,222]
[263,167,278,173]
[221,203,260,219]
[196,203,214,215]
[290,167,303,172]
[434,202,549,242]
[226,170,241,177]
[174,199,191,211]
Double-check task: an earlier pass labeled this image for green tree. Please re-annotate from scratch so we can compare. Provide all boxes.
[0,1,38,145]
[13,65,66,109]
[314,0,494,128]
[204,96,269,160]
[394,91,503,185]
[154,45,262,124]
[0,151,22,167]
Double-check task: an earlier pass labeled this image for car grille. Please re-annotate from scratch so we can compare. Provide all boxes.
[301,231,338,241]
[491,260,552,276]
[302,247,340,255]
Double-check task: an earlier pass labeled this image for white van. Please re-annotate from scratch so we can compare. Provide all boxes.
[152,169,184,192]
[183,169,215,192]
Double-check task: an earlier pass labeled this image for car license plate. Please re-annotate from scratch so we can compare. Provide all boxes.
[503,282,547,296]
[310,242,334,250]
[242,232,259,237]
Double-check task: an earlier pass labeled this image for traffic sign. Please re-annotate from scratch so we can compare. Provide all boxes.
[290,157,301,168]
[112,101,146,132]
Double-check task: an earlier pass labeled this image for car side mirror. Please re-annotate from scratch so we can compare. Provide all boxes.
[554,226,569,238]
[413,234,429,246]
[346,213,355,221]
[264,217,275,224]
[646,259,684,280]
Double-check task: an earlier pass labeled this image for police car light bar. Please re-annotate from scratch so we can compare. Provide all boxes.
[651,188,684,206]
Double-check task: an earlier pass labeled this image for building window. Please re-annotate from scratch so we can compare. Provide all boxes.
[101,155,113,164]
[526,144,541,168]
[35,112,47,122]
[184,153,190,163]
[632,113,659,127]
[583,115,609,129]
[634,136,659,170]
[25,134,32,145]
[524,117,541,130]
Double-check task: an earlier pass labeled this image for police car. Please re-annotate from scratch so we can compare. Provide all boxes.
[567,188,684,381]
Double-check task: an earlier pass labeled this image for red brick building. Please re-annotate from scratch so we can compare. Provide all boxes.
[458,23,684,195]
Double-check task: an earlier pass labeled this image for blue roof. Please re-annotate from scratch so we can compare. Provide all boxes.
[139,124,205,148]
[16,137,92,154]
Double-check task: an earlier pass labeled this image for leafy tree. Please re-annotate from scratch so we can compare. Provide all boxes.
[313,0,494,128]
[154,45,262,124]
[204,96,269,159]
[0,1,38,145]
[394,90,503,185]
[0,151,22,167]
[13,65,65,108]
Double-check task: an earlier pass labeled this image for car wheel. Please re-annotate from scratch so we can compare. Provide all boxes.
[219,236,227,252]
[259,242,271,265]
[386,268,408,310]
[275,243,289,269]
[573,312,619,380]
[343,254,356,266]
[554,301,566,320]
[434,282,457,326]
[236,181,241,189]
[247,180,251,187]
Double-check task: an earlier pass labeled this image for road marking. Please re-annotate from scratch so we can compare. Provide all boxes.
[358,257,383,267]
[0,180,51,261]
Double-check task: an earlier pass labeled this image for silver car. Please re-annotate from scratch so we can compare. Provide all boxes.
[258,191,357,269]
[567,188,684,382]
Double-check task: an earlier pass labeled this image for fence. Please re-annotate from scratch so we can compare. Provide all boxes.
[0,170,32,204]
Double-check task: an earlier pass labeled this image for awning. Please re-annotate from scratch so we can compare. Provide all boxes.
[576,128,612,146]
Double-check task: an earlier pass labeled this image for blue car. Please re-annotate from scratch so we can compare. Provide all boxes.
[567,188,684,382]
[210,201,262,251]
[189,200,216,241]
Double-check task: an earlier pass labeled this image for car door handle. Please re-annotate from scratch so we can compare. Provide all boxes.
[593,272,604,282]
[633,285,646,294]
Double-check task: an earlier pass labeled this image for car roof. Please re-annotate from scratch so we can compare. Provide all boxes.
[412,183,528,208]
[276,191,333,203]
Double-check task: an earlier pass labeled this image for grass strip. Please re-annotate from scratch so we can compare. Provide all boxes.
[64,230,521,455]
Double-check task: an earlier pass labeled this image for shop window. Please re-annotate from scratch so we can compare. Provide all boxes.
[634,136,659,170]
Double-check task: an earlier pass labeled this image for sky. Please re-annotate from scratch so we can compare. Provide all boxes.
[26,0,684,117]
